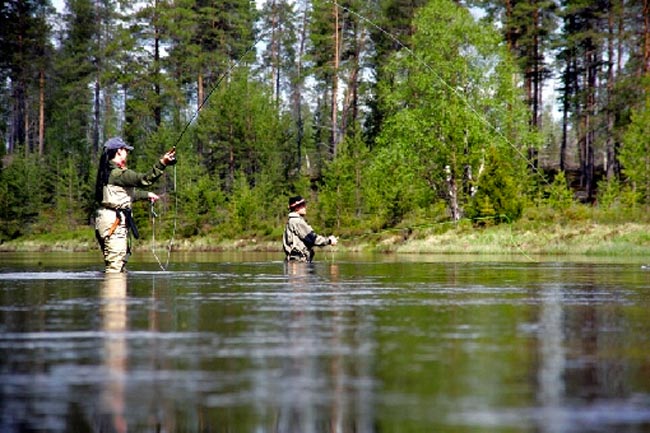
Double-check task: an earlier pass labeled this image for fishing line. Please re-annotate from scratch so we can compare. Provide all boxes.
[150,200,165,271]
[150,31,268,270]
[320,0,548,261]
[327,0,550,185]
[150,165,177,271]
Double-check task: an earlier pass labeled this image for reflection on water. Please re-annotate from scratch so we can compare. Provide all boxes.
[538,284,566,433]
[99,274,128,433]
[1,253,650,432]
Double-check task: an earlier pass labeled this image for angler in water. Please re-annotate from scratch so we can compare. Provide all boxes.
[94,137,177,273]
[283,195,337,263]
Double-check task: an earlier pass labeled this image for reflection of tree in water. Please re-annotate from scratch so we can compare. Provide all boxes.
[561,280,629,399]
[536,268,632,433]
[275,262,374,433]
[538,283,567,433]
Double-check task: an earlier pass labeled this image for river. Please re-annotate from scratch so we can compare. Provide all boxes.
[1,251,650,432]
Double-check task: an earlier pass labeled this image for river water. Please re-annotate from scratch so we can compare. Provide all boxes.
[1,251,650,433]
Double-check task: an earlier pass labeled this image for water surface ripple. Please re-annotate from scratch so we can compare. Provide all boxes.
[1,253,650,432]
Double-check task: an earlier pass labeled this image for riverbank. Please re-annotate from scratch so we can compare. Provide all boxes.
[1,221,649,257]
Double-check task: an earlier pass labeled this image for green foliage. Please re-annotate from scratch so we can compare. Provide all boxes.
[367,0,532,224]
[47,0,98,155]
[597,177,622,209]
[466,147,525,223]
[170,136,226,238]
[2,0,648,248]
[0,154,45,241]
[544,171,574,211]
[317,133,370,233]
[362,137,423,228]
[593,178,650,223]
[52,153,92,226]
[222,170,286,239]
[177,170,225,238]
[194,71,291,188]
[226,172,258,234]
[620,104,650,204]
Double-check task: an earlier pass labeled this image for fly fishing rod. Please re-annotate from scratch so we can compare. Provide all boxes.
[150,30,269,271]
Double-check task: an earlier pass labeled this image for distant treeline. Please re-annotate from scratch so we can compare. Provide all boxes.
[1,0,650,243]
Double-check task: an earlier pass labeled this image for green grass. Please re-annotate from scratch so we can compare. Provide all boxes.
[387,221,650,256]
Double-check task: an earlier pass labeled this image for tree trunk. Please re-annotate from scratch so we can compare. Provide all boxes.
[154,0,162,128]
[584,49,597,201]
[561,97,568,172]
[293,0,308,172]
[197,73,204,155]
[24,97,30,157]
[342,19,364,138]
[229,123,235,189]
[198,72,204,112]
[270,0,280,106]
[643,0,650,75]
[39,69,45,156]
[605,4,616,180]
[93,79,100,155]
[532,6,540,129]
[446,165,461,221]
[505,0,514,52]
[331,2,340,157]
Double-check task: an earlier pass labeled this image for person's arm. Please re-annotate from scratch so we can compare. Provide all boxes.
[111,158,172,201]
[112,161,166,189]
[114,149,176,189]
[294,218,335,247]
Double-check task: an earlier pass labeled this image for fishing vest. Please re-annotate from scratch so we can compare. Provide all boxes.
[100,182,141,238]
[101,183,136,210]
[283,213,319,262]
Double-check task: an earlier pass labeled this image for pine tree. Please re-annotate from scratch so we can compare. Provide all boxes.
[0,0,53,154]
[49,0,98,155]
[259,0,298,106]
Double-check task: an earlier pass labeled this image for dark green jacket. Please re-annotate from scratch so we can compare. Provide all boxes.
[101,161,166,209]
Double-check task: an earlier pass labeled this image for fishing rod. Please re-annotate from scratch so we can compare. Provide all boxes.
[150,30,270,271]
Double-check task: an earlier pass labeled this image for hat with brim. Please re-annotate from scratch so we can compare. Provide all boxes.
[289,195,306,210]
[104,137,134,151]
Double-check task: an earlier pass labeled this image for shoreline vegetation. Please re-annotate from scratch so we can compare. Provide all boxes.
[2,220,650,257]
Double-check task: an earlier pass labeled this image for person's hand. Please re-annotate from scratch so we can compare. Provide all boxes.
[161,148,177,166]
[328,235,338,246]
[148,192,160,202]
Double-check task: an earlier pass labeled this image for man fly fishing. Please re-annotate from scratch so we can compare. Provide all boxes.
[283,195,338,263]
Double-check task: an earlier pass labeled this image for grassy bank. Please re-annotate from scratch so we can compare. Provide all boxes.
[387,221,650,256]
[2,220,650,257]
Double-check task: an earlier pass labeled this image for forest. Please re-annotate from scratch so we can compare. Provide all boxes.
[1,0,650,249]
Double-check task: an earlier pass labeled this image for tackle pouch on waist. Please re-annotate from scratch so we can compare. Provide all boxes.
[122,208,139,239]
